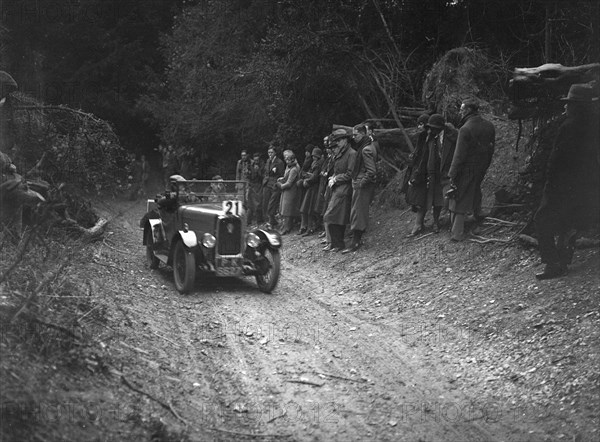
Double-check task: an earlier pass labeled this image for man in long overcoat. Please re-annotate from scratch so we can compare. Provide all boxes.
[448,99,495,241]
[405,114,430,232]
[317,141,334,244]
[534,84,600,279]
[247,152,264,226]
[323,129,356,252]
[261,146,285,228]
[343,124,378,253]
[413,114,457,235]
[299,147,324,236]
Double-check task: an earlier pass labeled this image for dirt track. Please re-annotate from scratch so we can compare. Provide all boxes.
[80,198,600,442]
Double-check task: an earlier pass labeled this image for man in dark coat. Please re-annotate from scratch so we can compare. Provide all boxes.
[317,140,334,244]
[296,144,314,234]
[248,152,264,226]
[408,114,457,236]
[406,114,430,236]
[448,99,495,241]
[534,84,600,280]
[235,149,252,182]
[261,146,285,228]
[298,147,324,236]
[343,124,378,253]
[323,129,357,252]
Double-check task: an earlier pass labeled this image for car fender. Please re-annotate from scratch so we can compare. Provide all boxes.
[143,219,165,245]
[179,230,199,248]
[253,228,282,249]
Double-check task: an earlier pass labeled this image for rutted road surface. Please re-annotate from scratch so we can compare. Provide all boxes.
[98,199,551,441]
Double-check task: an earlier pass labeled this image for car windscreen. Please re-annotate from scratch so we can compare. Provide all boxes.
[173,180,247,203]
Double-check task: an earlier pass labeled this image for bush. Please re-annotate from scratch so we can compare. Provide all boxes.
[10,93,128,194]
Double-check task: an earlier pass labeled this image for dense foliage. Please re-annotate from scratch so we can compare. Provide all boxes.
[2,0,598,174]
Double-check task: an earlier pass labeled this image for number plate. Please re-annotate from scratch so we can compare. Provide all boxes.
[216,267,242,276]
[222,200,244,216]
[216,257,242,276]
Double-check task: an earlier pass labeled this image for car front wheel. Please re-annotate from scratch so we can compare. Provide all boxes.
[255,248,280,294]
[173,240,196,294]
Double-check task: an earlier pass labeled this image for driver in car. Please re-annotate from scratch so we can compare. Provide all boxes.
[139,175,197,229]
[205,175,227,202]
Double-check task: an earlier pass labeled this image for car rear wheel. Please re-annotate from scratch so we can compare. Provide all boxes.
[255,248,280,293]
[146,229,160,269]
[173,240,196,294]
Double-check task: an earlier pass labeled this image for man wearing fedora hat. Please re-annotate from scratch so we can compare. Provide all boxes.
[448,99,496,241]
[533,83,600,280]
[323,128,357,252]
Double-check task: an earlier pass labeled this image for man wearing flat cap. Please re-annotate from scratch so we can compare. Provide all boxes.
[448,98,495,241]
[322,129,357,252]
[342,124,378,253]
[533,83,600,280]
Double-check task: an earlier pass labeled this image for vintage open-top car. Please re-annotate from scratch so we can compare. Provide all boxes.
[141,177,282,294]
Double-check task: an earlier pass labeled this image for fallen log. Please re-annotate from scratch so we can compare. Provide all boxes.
[508,63,600,119]
[331,124,416,166]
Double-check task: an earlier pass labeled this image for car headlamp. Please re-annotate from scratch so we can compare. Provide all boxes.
[201,233,216,248]
[246,232,261,248]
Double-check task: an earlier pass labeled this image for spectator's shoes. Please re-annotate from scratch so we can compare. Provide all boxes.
[296,228,307,235]
[302,229,315,237]
[406,226,423,238]
[535,263,567,280]
[341,243,360,254]
[318,231,326,238]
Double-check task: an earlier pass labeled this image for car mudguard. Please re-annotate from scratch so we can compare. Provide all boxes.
[253,228,282,249]
[143,218,165,245]
[179,230,198,248]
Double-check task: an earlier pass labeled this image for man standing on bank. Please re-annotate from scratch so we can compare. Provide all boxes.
[343,124,378,253]
[261,146,285,229]
[447,99,495,241]
[298,147,324,236]
[533,83,599,280]
[323,129,357,252]
[420,114,458,235]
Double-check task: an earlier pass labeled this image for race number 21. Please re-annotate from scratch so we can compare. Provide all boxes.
[223,200,243,216]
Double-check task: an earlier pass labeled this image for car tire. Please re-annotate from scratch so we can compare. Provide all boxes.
[173,240,196,294]
[255,248,280,294]
[146,229,160,269]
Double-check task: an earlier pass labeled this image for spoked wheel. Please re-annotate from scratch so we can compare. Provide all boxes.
[173,240,196,294]
[255,248,280,293]
[145,229,160,269]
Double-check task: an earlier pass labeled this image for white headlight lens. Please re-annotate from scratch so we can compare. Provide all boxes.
[201,233,216,248]
[246,232,261,248]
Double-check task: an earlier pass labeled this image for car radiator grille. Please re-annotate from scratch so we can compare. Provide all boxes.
[217,218,242,255]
